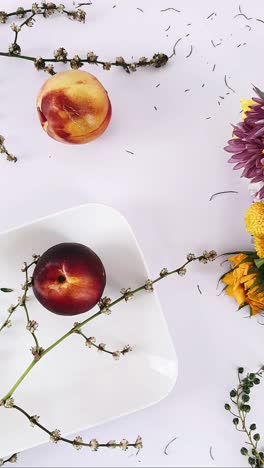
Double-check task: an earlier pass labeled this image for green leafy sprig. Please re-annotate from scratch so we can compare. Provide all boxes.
[225,366,264,467]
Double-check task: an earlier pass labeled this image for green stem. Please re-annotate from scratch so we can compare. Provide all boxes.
[43,310,102,355]
[3,360,36,401]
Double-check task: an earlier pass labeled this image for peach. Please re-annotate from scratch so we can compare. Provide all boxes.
[32,243,106,316]
[36,70,112,144]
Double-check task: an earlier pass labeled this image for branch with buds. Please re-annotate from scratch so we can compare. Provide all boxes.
[0,250,217,463]
[0,453,17,466]
[0,135,17,163]
[0,3,86,26]
[0,50,170,76]
[0,257,39,335]
[74,327,133,360]
[2,401,142,453]
[1,250,217,403]
[0,2,171,76]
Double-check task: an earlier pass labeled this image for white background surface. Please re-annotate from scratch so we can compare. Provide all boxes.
[1,0,264,466]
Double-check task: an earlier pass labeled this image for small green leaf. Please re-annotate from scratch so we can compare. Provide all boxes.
[0,288,13,293]
[253,85,264,100]
[254,258,264,269]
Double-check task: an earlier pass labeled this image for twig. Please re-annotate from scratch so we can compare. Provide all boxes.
[7,404,142,452]
[2,4,83,22]
[256,18,264,24]
[0,257,38,334]
[0,453,17,465]
[209,446,215,461]
[126,150,134,155]
[164,437,178,455]
[136,8,144,13]
[0,51,170,75]
[21,261,40,352]
[224,75,235,93]
[0,303,19,333]
[1,250,217,403]
[0,135,17,163]
[197,284,202,295]
[77,330,132,359]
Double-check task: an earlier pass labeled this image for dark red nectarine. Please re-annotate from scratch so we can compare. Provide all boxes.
[32,243,106,316]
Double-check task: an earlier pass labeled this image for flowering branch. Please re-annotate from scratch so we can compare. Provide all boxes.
[0,453,18,466]
[0,303,19,333]
[76,329,133,360]
[0,250,216,463]
[225,366,264,467]
[0,2,170,76]
[3,402,142,452]
[0,257,39,336]
[0,50,170,76]
[0,249,217,404]
[1,3,86,25]
[0,135,17,163]
[21,259,41,353]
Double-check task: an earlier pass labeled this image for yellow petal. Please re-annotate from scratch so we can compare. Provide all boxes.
[232,285,247,306]
[240,98,255,119]
[228,253,248,267]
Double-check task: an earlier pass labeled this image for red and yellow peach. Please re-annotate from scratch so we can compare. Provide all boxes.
[36,70,112,144]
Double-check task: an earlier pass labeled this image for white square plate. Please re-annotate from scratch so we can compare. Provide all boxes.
[0,203,177,457]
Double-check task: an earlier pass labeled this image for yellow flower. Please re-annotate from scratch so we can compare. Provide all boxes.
[246,287,264,315]
[254,237,264,258]
[245,202,264,238]
[222,253,264,315]
[240,98,255,119]
[222,254,253,307]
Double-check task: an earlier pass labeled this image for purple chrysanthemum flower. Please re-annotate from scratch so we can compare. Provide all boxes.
[224,86,264,199]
